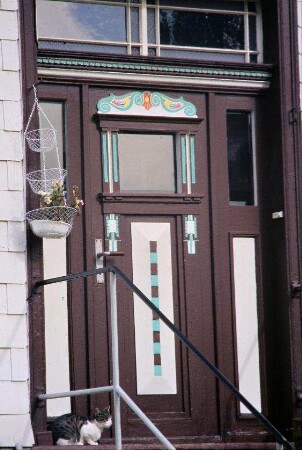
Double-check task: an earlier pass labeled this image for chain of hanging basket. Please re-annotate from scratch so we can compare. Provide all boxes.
[25,86,66,195]
[25,86,78,239]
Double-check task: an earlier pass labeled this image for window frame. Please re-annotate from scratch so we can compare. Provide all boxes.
[97,115,203,200]
[36,0,263,63]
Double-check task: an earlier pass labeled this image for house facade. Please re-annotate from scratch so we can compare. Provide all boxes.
[0,0,302,448]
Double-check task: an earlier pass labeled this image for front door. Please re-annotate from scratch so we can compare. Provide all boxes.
[37,85,265,443]
[85,88,219,439]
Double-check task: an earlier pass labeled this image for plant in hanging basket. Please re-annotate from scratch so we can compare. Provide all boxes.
[26,181,84,239]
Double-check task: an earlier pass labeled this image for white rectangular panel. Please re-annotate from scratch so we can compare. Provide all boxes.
[233,237,262,413]
[131,222,177,395]
[43,238,71,416]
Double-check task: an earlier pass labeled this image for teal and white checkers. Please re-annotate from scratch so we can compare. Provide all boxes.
[150,241,162,377]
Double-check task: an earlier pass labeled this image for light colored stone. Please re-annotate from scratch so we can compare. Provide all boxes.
[0,10,18,40]
[0,101,4,129]
[8,221,26,252]
[0,284,7,313]
[0,381,30,414]
[0,41,3,71]
[3,101,22,131]
[0,349,11,380]
[11,348,29,381]
[0,414,34,447]
[0,130,23,161]
[0,221,8,250]
[0,314,27,347]
[0,161,8,190]
[0,0,19,11]
[0,252,26,284]
[2,40,19,71]
[7,161,24,190]
[0,71,21,101]
[7,284,27,315]
[0,191,25,221]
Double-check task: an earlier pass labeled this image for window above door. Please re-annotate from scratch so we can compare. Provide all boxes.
[36,0,262,63]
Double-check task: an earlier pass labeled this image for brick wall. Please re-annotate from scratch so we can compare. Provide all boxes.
[0,0,34,446]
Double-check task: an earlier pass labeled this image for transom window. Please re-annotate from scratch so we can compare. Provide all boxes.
[37,0,261,63]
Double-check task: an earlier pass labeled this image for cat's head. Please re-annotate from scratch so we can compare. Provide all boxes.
[94,406,112,429]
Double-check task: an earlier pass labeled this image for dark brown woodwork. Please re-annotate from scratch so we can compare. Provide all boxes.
[22,0,302,447]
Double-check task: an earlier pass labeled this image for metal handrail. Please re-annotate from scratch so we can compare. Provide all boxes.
[29,265,294,450]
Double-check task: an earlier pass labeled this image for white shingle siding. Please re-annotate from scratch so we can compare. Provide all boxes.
[0,0,34,447]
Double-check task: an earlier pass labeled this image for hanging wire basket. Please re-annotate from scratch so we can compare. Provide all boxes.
[24,127,57,153]
[26,206,77,239]
[26,168,67,194]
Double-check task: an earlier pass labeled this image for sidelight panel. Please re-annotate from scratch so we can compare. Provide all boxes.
[232,236,261,414]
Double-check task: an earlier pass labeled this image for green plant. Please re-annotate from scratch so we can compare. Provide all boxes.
[38,180,84,213]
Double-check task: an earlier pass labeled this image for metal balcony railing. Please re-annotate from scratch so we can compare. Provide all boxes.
[27,264,294,450]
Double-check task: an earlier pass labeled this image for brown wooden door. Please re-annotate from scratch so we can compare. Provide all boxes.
[84,87,219,439]
[37,84,265,442]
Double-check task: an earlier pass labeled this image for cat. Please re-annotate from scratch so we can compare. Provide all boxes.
[52,406,112,446]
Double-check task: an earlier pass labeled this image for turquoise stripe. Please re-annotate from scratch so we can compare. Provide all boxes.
[154,365,162,376]
[112,132,119,183]
[190,135,196,184]
[151,297,159,308]
[152,320,160,332]
[181,135,187,184]
[102,133,109,183]
[153,342,161,354]
[151,275,158,287]
[150,252,158,264]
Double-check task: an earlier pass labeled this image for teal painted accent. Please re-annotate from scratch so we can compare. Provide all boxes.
[181,136,187,184]
[37,57,272,81]
[154,365,162,376]
[151,297,159,308]
[190,135,196,184]
[97,91,197,117]
[184,215,198,255]
[153,342,161,354]
[105,214,119,252]
[150,252,158,264]
[152,320,160,332]
[151,275,158,287]
[102,133,109,183]
[188,239,196,255]
[112,132,119,183]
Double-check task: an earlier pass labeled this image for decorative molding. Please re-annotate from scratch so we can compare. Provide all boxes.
[97,91,197,118]
[37,56,272,81]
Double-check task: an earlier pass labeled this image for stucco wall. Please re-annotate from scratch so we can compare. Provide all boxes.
[0,0,34,446]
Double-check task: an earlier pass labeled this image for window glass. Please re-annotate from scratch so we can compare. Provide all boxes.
[118,133,176,192]
[159,0,245,11]
[227,111,255,206]
[160,10,244,49]
[37,1,127,42]
[38,102,65,170]
[131,7,140,42]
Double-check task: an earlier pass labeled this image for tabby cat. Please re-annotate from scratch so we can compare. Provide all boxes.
[52,406,112,446]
